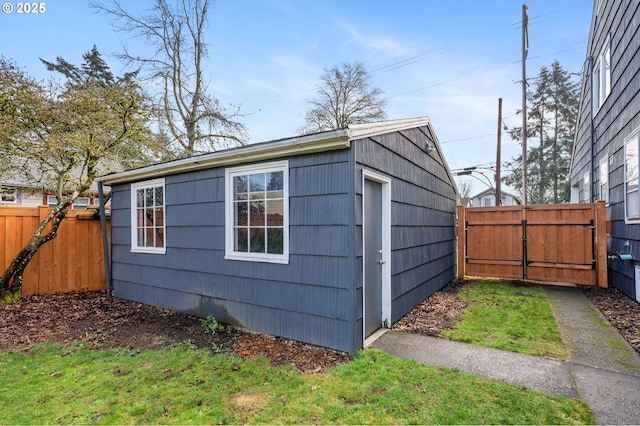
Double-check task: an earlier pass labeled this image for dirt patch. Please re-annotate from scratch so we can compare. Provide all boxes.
[392,280,467,336]
[230,393,265,413]
[582,285,640,352]
[0,291,350,373]
[1,280,639,373]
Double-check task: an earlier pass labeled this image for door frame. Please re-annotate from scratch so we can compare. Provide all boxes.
[362,170,392,346]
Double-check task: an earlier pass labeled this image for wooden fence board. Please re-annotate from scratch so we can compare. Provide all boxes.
[457,202,607,287]
[0,206,109,296]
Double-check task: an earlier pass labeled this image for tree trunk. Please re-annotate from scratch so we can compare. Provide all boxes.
[0,201,72,302]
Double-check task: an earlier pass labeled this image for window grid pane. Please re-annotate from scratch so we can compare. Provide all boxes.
[133,183,165,250]
[232,170,284,255]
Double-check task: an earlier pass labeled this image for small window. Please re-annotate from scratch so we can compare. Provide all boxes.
[131,178,166,254]
[482,196,495,207]
[583,172,591,203]
[73,197,90,209]
[47,195,91,209]
[599,156,609,203]
[1,187,18,203]
[625,129,640,222]
[225,161,288,264]
[592,36,611,115]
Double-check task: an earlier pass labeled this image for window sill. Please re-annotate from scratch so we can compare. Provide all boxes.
[131,247,166,255]
[225,253,289,264]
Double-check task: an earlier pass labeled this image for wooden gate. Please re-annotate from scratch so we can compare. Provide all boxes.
[456,202,607,287]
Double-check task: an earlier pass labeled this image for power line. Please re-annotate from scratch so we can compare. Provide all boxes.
[440,133,496,144]
[246,2,590,117]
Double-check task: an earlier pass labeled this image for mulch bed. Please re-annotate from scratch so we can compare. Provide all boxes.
[1,280,638,373]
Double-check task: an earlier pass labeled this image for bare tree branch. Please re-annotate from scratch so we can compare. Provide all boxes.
[299,61,387,135]
[92,0,247,156]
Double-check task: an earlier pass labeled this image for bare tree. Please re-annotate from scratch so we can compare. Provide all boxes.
[457,180,475,206]
[299,61,387,134]
[93,0,247,156]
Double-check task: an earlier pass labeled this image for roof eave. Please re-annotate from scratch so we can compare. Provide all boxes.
[98,130,350,185]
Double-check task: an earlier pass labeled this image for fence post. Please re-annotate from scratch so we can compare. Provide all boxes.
[457,205,465,280]
[522,219,528,280]
[595,201,608,288]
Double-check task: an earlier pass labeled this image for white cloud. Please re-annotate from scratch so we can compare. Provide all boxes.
[333,19,411,57]
[244,79,282,94]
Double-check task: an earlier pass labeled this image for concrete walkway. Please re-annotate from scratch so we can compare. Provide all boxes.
[371,285,640,425]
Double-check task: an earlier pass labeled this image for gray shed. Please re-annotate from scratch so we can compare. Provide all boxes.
[98,117,458,354]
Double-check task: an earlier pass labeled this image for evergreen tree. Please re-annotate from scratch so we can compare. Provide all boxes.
[504,60,579,204]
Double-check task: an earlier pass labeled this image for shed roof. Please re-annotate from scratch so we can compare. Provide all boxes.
[97,117,435,185]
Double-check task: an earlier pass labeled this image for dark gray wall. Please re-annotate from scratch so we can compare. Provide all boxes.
[109,124,457,354]
[110,149,358,353]
[570,1,640,298]
[352,125,457,345]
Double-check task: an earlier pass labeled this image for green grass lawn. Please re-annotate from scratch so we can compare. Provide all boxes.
[0,341,591,424]
[443,280,569,359]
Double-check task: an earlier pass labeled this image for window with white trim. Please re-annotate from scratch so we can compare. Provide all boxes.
[131,178,166,253]
[599,156,609,203]
[583,171,590,203]
[225,161,288,263]
[625,129,640,222]
[592,36,611,115]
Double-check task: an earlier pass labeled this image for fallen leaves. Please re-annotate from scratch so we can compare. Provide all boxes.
[1,280,638,376]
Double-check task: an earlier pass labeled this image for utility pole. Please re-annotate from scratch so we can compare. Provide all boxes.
[496,98,503,206]
[521,3,529,207]
[521,4,529,281]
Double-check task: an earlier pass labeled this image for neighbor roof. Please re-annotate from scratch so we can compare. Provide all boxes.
[98,117,433,186]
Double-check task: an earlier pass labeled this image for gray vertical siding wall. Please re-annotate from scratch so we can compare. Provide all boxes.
[353,125,457,343]
[110,149,358,353]
[570,1,640,298]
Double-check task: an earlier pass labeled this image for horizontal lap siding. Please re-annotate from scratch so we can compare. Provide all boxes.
[109,152,355,352]
[354,125,457,333]
[570,1,640,298]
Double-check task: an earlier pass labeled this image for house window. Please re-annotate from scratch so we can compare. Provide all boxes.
[225,161,288,264]
[47,195,91,209]
[625,129,640,222]
[592,36,611,115]
[1,187,17,203]
[583,172,590,203]
[599,156,609,203]
[131,178,166,254]
[482,196,495,207]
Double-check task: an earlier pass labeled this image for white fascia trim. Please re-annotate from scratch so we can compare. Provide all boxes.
[98,131,350,185]
[348,117,431,140]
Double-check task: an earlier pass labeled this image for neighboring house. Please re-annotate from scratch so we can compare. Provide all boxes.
[1,180,104,209]
[0,182,44,207]
[569,1,640,300]
[97,117,458,354]
[468,188,520,207]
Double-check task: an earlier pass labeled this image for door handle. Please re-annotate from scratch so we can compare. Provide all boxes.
[379,259,386,265]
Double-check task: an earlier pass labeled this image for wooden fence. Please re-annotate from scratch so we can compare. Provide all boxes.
[0,206,109,296]
[457,202,607,287]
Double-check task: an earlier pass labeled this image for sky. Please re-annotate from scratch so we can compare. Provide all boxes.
[0,0,594,196]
